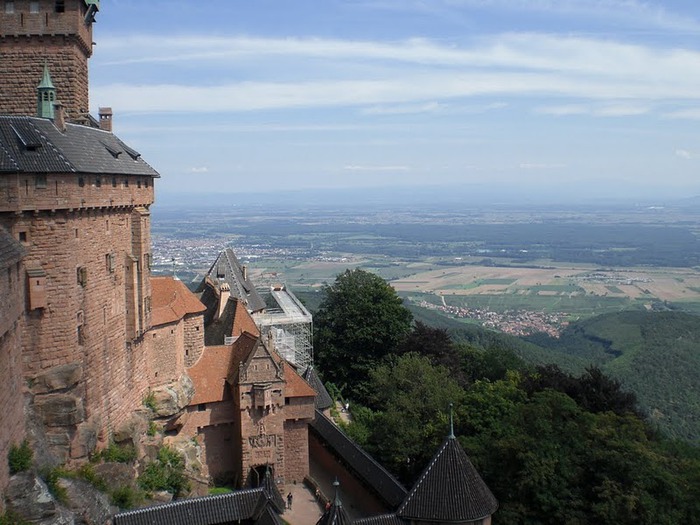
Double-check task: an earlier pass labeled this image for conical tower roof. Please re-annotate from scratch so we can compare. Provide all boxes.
[396,435,498,523]
[315,480,353,525]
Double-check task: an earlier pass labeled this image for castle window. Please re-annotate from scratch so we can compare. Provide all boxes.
[78,177,85,187]
[18,231,27,243]
[124,178,129,187]
[137,179,141,189]
[145,179,149,188]
[77,325,85,346]
[35,174,47,189]
[112,177,117,188]
[29,1,38,13]
[77,266,87,287]
[55,0,65,13]
[5,2,14,14]
[106,253,115,273]
[95,177,101,188]
[198,404,206,412]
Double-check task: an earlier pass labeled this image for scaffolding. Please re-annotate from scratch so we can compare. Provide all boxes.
[253,286,313,369]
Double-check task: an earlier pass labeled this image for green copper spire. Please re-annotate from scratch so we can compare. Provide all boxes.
[333,478,342,506]
[37,63,56,119]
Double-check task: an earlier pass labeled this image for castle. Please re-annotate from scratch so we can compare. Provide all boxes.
[0,2,497,523]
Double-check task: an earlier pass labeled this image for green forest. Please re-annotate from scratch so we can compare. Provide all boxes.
[312,270,700,524]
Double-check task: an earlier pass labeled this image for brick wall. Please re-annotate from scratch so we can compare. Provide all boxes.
[0,0,93,119]
[0,256,26,507]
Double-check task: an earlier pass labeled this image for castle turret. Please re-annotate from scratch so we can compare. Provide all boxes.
[36,63,57,119]
[0,0,99,120]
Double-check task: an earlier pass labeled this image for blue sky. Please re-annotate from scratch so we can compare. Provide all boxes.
[90,1,700,200]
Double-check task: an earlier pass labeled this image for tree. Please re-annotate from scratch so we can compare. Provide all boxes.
[398,321,466,385]
[362,353,465,483]
[314,269,412,399]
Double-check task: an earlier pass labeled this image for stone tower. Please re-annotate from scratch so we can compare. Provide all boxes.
[0,0,99,120]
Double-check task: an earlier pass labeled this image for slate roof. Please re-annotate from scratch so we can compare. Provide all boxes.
[0,227,25,270]
[354,514,405,525]
[310,410,407,509]
[113,476,286,525]
[112,488,267,525]
[395,436,498,523]
[0,116,159,177]
[302,365,334,410]
[151,276,206,327]
[200,249,265,313]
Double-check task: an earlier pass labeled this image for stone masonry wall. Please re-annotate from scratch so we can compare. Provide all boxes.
[0,257,26,508]
[183,315,204,367]
[283,419,309,484]
[178,402,238,482]
[0,0,93,118]
[148,321,185,387]
[0,169,155,460]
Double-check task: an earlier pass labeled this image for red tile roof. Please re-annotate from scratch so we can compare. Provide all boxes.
[283,362,316,398]
[189,332,258,405]
[231,298,260,337]
[151,277,206,327]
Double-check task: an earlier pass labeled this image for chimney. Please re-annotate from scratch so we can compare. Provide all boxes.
[217,283,231,320]
[99,107,113,132]
[241,265,248,281]
[53,102,66,132]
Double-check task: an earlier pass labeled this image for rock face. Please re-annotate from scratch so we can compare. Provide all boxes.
[59,477,115,525]
[151,375,195,418]
[30,363,83,395]
[34,394,86,427]
[5,471,74,524]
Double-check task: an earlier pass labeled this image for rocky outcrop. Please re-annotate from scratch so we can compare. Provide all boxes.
[5,472,74,525]
[30,364,83,395]
[59,477,115,525]
[150,375,195,418]
[34,394,85,428]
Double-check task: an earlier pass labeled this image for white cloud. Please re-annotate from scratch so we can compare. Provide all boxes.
[93,32,700,115]
[190,166,209,173]
[343,165,411,171]
[519,162,567,170]
[675,149,699,159]
[664,108,700,120]
[362,101,445,115]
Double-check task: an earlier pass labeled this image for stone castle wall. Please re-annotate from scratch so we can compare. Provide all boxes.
[0,0,92,118]
[283,419,309,484]
[148,321,185,386]
[183,315,204,367]
[0,257,26,506]
[0,171,155,460]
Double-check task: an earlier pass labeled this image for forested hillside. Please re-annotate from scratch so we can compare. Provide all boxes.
[312,270,700,523]
[407,305,700,441]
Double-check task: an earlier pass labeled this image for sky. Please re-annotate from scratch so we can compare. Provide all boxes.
[90,0,700,201]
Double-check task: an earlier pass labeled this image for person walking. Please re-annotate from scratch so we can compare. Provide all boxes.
[287,492,293,510]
